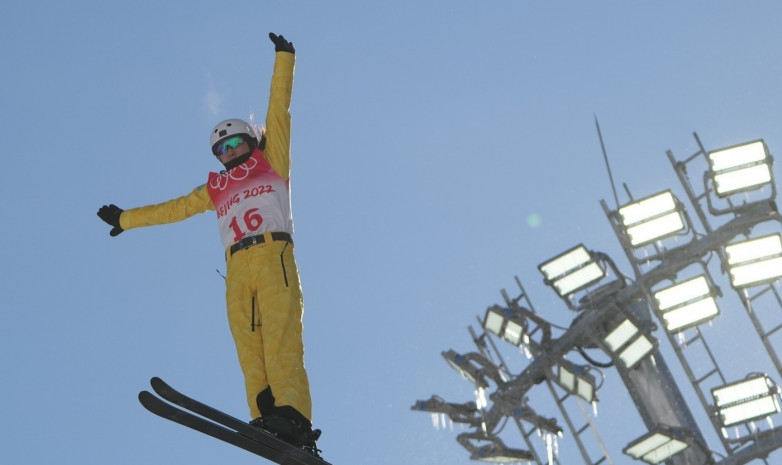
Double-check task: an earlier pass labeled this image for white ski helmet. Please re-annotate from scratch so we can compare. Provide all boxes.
[210,119,257,155]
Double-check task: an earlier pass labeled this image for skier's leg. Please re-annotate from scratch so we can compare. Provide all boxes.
[258,240,312,420]
[226,252,267,419]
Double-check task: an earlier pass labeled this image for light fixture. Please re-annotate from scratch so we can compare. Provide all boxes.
[483,306,529,346]
[553,358,598,403]
[712,374,781,427]
[472,444,534,463]
[623,426,696,464]
[411,396,482,427]
[411,396,477,415]
[458,434,535,463]
[510,405,563,436]
[652,275,720,333]
[617,190,686,247]
[603,318,657,370]
[725,234,782,288]
[442,350,503,389]
[708,140,772,197]
[539,245,606,298]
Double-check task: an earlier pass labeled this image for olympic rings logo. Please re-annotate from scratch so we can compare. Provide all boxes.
[209,157,258,191]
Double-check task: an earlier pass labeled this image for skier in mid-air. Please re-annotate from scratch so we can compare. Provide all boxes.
[98,32,320,454]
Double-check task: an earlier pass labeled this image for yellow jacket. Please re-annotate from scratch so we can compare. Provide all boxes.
[119,51,295,235]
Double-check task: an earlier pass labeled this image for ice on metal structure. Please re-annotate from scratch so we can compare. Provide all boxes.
[676,332,687,348]
[543,431,559,464]
[520,344,533,359]
[592,400,599,417]
[721,426,742,439]
[431,413,453,431]
[475,387,488,410]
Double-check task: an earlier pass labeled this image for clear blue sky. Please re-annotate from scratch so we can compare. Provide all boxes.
[3,1,782,464]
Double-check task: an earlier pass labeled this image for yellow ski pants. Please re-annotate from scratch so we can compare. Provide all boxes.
[225,232,312,420]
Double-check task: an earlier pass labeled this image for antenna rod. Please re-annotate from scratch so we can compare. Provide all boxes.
[595,115,620,209]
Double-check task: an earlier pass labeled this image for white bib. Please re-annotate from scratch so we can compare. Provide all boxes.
[206,151,293,249]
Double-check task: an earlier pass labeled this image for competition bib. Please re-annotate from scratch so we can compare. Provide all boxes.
[206,150,293,249]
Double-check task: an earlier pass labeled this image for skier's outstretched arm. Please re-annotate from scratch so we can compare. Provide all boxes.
[97,185,214,237]
[264,33,295,181]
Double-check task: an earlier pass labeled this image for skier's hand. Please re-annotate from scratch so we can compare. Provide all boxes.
[269,33,295,54]
[97,204,125,237]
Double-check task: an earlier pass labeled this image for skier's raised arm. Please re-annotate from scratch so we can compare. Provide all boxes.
[264,33,295,181]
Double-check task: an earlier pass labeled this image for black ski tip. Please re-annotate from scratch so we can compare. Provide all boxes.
[138,390,156,409]
[150,376,171,393]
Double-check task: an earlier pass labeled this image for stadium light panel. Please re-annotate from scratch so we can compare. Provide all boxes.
[604,320,638,351]
[503,320,524,346]
[539,245,605,297]
[708,140,772,197]
[473,447,534,463]
[472,441,534,463]
[555,359,597,403]
[483,308,505,335]
[620,337,656,369]
[442,350,490,389]
[653,276,720,332]
[624,428,690,464]
[618,191,685,247]
[725,234,782,288]
[482,306,528,347]
[712,374,781,427]
[603,319,656,370]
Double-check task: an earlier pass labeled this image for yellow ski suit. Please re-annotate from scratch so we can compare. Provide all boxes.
[119,51,311,421]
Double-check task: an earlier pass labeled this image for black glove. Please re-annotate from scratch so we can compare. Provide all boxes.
[97,204,125,237]
[269,33,295,54]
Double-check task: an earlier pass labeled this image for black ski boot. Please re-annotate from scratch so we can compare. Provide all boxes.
[250,414,321,455]
[250,388,322,456]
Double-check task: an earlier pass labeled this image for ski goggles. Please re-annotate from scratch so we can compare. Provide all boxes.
[213,136,246,156]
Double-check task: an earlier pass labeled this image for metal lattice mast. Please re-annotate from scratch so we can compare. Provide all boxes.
[669,134,782,380]
[502,279,612,465]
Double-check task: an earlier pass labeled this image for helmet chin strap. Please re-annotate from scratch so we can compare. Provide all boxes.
[221,152,252,170]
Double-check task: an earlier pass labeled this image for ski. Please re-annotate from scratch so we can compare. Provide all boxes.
[138,391,296,463]
[139,377,330,465]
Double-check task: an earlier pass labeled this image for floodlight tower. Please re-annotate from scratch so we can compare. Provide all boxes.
[682,138,782,380]
[602,134,782,463]
[414,276,610,465]
[412,133,782,465]
[535,243,711,465]
[492,279,612,465]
